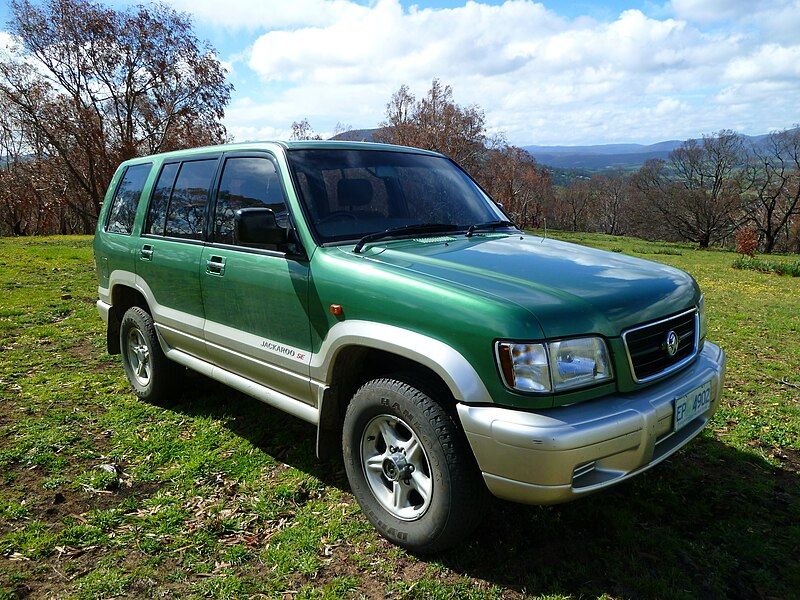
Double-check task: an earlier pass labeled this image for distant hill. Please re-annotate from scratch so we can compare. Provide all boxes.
[522,141,683,156]
[331,128,380,142]
[526,150,677,171]
[330,127,799,173]
[524,129,798,171]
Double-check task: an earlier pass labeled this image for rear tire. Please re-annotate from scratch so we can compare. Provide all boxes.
[119,306,179,403]
[342,375,488,554]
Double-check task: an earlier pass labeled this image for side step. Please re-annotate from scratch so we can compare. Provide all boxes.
[164,347,319,425]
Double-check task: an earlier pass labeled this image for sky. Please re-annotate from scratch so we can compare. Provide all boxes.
[1,0,799,146]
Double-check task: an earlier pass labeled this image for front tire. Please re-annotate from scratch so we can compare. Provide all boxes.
[343,376,487,553]
[119,306,178,403]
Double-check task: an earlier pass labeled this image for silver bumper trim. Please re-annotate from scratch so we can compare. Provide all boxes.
[458,341,726,505]
[96,300,111,324]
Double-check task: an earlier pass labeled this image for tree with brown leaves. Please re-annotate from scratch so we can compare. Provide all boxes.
[375,79,487,174]
[478,144,552,229]
[0,0,232,234]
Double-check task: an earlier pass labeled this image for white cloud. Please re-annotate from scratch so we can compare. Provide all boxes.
[159,0,363,30]
[0,30,14,53]
[724,44,800,83]
[183,0,800,145]
[669,0,761,23]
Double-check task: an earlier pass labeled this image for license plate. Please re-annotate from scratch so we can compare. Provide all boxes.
[673,380,713,432]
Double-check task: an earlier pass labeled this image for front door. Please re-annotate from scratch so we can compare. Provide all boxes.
[200,153,313,404]
[136,156,220,358]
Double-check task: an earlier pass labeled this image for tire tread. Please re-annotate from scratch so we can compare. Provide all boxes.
[345,374,487,553]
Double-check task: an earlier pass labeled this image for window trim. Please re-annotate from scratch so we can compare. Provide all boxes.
[141,153,222,242]
[104,162,153,236]
[206,150,300,257]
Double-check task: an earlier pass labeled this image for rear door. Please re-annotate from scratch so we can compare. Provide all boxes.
[97,162,154,280]
[136,155,220,359]
[199,152,313,404]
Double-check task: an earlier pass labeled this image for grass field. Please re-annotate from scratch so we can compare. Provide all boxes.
[0,233,798,599]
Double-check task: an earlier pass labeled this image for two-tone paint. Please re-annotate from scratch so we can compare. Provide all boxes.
[94,140,726,505]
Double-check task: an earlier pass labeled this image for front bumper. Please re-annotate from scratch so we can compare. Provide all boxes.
[457,341,726,504]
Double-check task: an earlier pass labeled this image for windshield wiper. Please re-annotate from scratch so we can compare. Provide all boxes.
[353,223,462,254]
[465,220,517,237]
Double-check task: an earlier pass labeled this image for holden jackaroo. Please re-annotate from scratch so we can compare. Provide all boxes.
[94,141,726,552]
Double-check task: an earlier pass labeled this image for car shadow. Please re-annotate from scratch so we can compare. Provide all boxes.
[165,371,799,599]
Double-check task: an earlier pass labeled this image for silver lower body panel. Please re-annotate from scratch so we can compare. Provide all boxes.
[458,342,726,504]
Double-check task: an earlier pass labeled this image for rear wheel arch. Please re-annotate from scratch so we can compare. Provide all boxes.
[106,284,150,354]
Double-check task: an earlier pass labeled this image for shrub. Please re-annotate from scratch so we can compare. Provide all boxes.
[736,227,758,256]
[733,256,800,277]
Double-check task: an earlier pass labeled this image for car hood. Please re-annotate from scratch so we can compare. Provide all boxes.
[359,233,700,338]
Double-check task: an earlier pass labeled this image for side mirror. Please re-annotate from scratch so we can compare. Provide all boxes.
[234,207,288,247]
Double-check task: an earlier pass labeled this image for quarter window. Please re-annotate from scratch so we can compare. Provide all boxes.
[164,159,218,240]
[105,163,152,235]
[213,156,289,246]
[145,162,179,236]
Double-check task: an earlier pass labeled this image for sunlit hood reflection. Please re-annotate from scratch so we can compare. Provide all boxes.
[364,234,700,338]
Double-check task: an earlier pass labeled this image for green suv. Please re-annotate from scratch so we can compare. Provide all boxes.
[94,141,726,553]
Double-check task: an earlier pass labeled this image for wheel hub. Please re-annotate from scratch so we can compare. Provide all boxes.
[360,415,433,521]
[382,452,414,482]
[126,326,151,386]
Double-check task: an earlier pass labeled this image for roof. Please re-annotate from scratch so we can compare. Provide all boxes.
[121,140,443,166]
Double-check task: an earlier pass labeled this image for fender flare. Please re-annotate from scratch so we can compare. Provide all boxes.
[310,320,492,405]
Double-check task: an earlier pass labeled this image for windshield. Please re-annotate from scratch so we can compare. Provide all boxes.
[286,149,505,244]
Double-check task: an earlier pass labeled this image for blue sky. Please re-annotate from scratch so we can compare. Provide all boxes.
[2,0,799,145]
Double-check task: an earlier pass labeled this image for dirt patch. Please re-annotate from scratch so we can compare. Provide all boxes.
[63,337,115,373]
[2,541,179,599]
[771,446,800,473]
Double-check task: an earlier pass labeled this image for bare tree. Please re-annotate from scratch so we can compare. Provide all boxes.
[666,131,744,247]
[375,79,487,174]
[556,179,592,232]
[627,132,745,248]
[290,118,322,140]
[586,172,630,235]
[742,127,800,252]
[332,121,353,137]
[0,0,232,234]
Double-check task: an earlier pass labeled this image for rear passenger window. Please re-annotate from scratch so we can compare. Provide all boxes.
[164,159,217,240]
[105,163,152,234]
[145,162,179,236]
[213,157,289,246]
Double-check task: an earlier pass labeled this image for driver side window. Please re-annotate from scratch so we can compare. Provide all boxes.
[213,156,288,247]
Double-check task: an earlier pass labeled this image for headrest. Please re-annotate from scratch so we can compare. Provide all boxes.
[337,178,373,207]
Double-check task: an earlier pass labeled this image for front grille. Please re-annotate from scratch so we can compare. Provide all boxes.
[623,309,698,382]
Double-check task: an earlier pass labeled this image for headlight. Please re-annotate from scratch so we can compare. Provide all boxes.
[697,295,707,341]
[548,337,613,391]
[496,337,613,393]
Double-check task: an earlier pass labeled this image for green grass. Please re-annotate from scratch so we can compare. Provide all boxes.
[0,233,798,599]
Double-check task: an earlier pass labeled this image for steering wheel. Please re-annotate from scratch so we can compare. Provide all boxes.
[317,211,358,224]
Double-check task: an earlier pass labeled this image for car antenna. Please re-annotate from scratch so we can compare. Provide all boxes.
[542,218,547,242]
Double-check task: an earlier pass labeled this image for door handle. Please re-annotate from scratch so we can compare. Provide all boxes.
[206,256,226,276]
[140,244,154,261]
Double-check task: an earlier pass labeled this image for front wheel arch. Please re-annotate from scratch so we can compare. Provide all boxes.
[316,347,455,461]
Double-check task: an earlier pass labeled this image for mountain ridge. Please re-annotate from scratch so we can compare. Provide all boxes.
[331,127,799,171]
